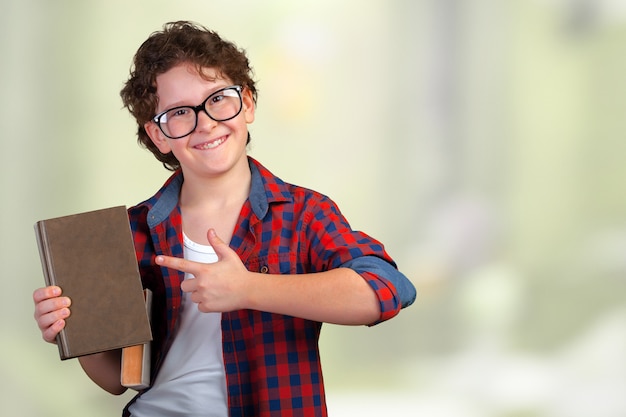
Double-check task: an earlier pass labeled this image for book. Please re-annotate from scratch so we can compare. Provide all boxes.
[121,288,153,390]
[34,206,152,360]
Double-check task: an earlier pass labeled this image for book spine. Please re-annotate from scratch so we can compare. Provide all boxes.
[34,222,54,287]
[34,221,70,360]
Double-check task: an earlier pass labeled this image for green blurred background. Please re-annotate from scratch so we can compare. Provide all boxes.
[2,1,625,416]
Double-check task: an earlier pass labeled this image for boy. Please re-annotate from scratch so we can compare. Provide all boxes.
[33,21,416,417]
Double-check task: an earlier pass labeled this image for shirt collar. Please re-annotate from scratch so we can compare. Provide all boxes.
[145,157,291,229]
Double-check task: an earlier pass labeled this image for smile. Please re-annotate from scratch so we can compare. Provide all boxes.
[195,136,226,150]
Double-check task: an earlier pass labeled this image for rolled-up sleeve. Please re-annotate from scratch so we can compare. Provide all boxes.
[342,256,416,324]
[304,194,416,324]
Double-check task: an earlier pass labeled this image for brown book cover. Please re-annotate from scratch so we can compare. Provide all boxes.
[34,206,152,360]
[121,288,152,390]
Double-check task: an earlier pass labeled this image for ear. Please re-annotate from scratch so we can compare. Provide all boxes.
[144,120,172,154]
[241,88,255,124]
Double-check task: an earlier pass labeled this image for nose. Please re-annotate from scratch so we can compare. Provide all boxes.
[195,109,218,133]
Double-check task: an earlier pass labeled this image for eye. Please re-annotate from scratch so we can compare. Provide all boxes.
[171,108,191,117]
[208,93,226,105]
[161,107,192,123]
[207,88,239,106]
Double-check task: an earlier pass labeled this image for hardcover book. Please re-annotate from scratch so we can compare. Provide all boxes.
[34,206,152,360]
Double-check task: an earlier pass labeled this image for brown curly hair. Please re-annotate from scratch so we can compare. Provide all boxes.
[120,21,258,171]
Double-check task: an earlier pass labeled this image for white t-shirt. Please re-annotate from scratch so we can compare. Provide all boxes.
[128,233,228,417]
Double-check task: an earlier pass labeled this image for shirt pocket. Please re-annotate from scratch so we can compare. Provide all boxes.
[246,252,299,275]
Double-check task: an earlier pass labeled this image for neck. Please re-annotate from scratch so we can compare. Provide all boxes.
[179,157,251,210]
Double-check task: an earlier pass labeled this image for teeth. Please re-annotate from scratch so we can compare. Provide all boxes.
[197,137,225,150]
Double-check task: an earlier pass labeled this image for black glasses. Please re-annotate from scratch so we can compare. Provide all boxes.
[152,85,243,139]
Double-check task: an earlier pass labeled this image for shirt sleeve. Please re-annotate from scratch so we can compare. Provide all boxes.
[341,256,416,324]
[304,194,416,324]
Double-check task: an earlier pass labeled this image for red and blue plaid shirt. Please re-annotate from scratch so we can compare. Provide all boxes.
[123,157,415,417]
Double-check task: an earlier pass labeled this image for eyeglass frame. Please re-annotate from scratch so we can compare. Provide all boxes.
[151,85,244,139]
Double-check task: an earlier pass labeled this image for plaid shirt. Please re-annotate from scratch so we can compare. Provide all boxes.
[123,157,415,417]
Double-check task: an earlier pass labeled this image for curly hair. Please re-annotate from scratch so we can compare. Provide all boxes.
[120,21,258,171]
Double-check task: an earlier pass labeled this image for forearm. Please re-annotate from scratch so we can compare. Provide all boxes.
[245,268,380,325]
[78,349,126,395]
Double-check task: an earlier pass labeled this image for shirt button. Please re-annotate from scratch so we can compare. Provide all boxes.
[260,265,269,274]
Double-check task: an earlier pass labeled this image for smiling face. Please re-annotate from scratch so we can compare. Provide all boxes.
[144,63,255,180]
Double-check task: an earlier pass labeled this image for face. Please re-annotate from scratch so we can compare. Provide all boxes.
[144,63,255,179]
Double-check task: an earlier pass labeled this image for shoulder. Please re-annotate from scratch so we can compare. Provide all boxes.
[250,157,333,204]
[252,159,342,224]
[248,157,339,223]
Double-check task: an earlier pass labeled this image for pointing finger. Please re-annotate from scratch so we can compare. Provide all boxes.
[155,255,201,275]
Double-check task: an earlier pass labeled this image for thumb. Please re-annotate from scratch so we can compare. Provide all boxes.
[207,228,229,258]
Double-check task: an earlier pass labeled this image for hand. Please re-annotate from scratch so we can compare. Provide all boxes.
[33,286,72,344]
[155,229,252,313]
